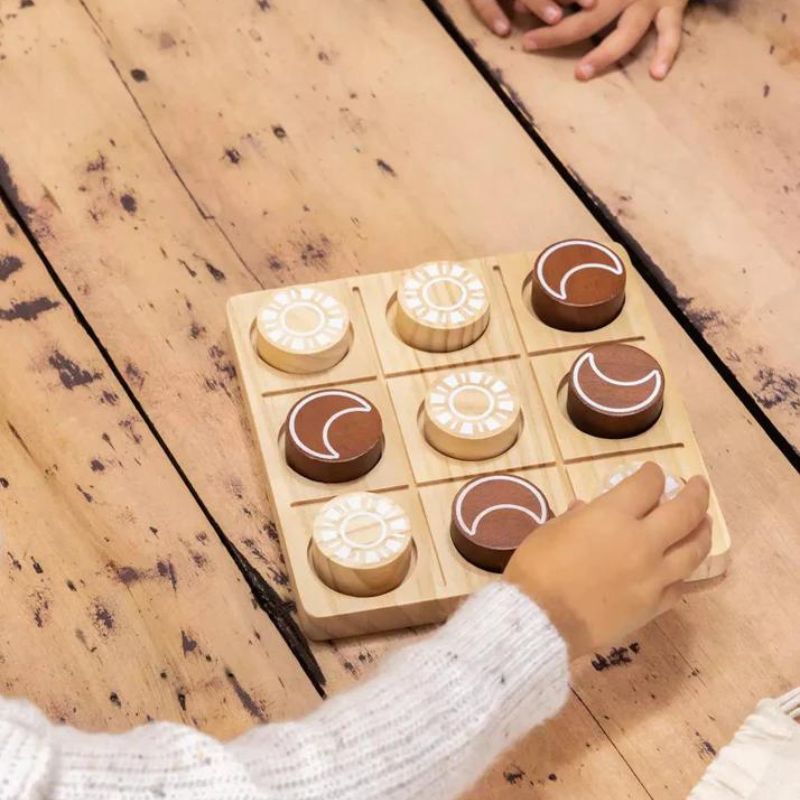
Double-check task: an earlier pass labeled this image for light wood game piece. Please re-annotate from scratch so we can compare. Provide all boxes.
[285,389,383,482]
[567,343,665,438]
[531,239,626,331]
[423,368,521,460]
[310,492,413,597]
[395,261,490,352]
[601,460,684,501]
[451,474,553,572]
[255,286,350,373]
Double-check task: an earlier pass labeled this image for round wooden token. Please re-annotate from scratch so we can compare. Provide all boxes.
[531,239,626,331]
[567,343,665,438]
[423,369,521,460]
[601,461,684,502]
[451,474,553,571]
[395,261,490,352]
[255,287,350,373]
[285,389,383,482]
[311,492,413,596]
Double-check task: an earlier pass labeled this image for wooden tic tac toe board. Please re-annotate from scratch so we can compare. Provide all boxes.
[227,242,731,640]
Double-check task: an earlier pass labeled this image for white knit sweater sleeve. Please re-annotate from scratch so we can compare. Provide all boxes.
[0,581,569,800]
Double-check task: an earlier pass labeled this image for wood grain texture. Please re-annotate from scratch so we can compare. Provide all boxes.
[438,0,800,451]
[0,0,797,797]
[0,209,318,737]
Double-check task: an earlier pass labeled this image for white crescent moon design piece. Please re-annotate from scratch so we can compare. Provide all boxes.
[255,286,350,373]
[566,343,666,438]
[450,473,553,571]
[536,240,624,302]
[311,492,413,597]
[288,390,372,460]
[284,389,383,483]
[454,475,548,536]
[572,352,662,415]
[395,262,490,352]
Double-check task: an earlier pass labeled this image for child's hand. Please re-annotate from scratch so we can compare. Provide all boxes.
[504,462,711,659]
[469,0,596,35]
[522,0,689,80]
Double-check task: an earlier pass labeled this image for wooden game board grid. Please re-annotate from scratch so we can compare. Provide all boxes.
[227,244,730,640]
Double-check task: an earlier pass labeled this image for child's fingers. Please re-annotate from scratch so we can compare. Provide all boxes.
[575,4,655,80]
[660,516,713,585]
[522,4,620,51]
[596,461,666,519]
[646,475,710,549]
[650,5,683,79]
[470,0,512,36]
[518,0,565,25]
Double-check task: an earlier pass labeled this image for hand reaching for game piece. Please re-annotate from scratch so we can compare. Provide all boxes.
[504,461,712,659]
[468,0,690,81]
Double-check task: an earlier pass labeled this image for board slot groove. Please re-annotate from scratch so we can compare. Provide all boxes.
[564,442,685,466]
[415,461,558,488]
[289,483,412,508]
[384,352,521,378]
[261,374,379,398]
[527,335,645,357]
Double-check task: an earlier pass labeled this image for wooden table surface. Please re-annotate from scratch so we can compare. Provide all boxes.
[0,1,797,797]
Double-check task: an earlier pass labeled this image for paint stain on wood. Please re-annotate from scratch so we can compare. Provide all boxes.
[76,484,94,503]
[92,602,115,633]
[157,560,178,591]
[49,351,101,389]
[591,643,640,671]
[0,477,9,488]
[181,630,198,655]
[109,692,122,707]
[375,158,396,177]
[120,193,138,215]
[268,255,286,272]
[224,148,241,164]
[272,124,287,140]
[763,83,771,98]
[753,367,800,411]
[100,390,119,405]
[205,261,226,281]
[225,669,268,722]
[256,0,270,10]
[125,361,145,388]
[130,68,148,83]
[503,767,526,785]
[86,153,107,173]
[0,255,22,281]
[0,296,60,321]
[0,155,35,222]
[159,31,176,49]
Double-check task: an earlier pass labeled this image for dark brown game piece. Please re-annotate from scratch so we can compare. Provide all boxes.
[451,474,553,572]
[285,389,383,482]
[567,343,665,438]
[531,239,626,331]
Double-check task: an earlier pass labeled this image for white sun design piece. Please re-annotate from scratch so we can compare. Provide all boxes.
[395,262,490,351]
[313,492,411,569]
[424,369,520,459]
[256,286,349,372]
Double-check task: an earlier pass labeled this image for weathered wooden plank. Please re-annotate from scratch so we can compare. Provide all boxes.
[0,3,651,796]
[0,208,318,737]
[0,1,798,797]
[437,0,800,451]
